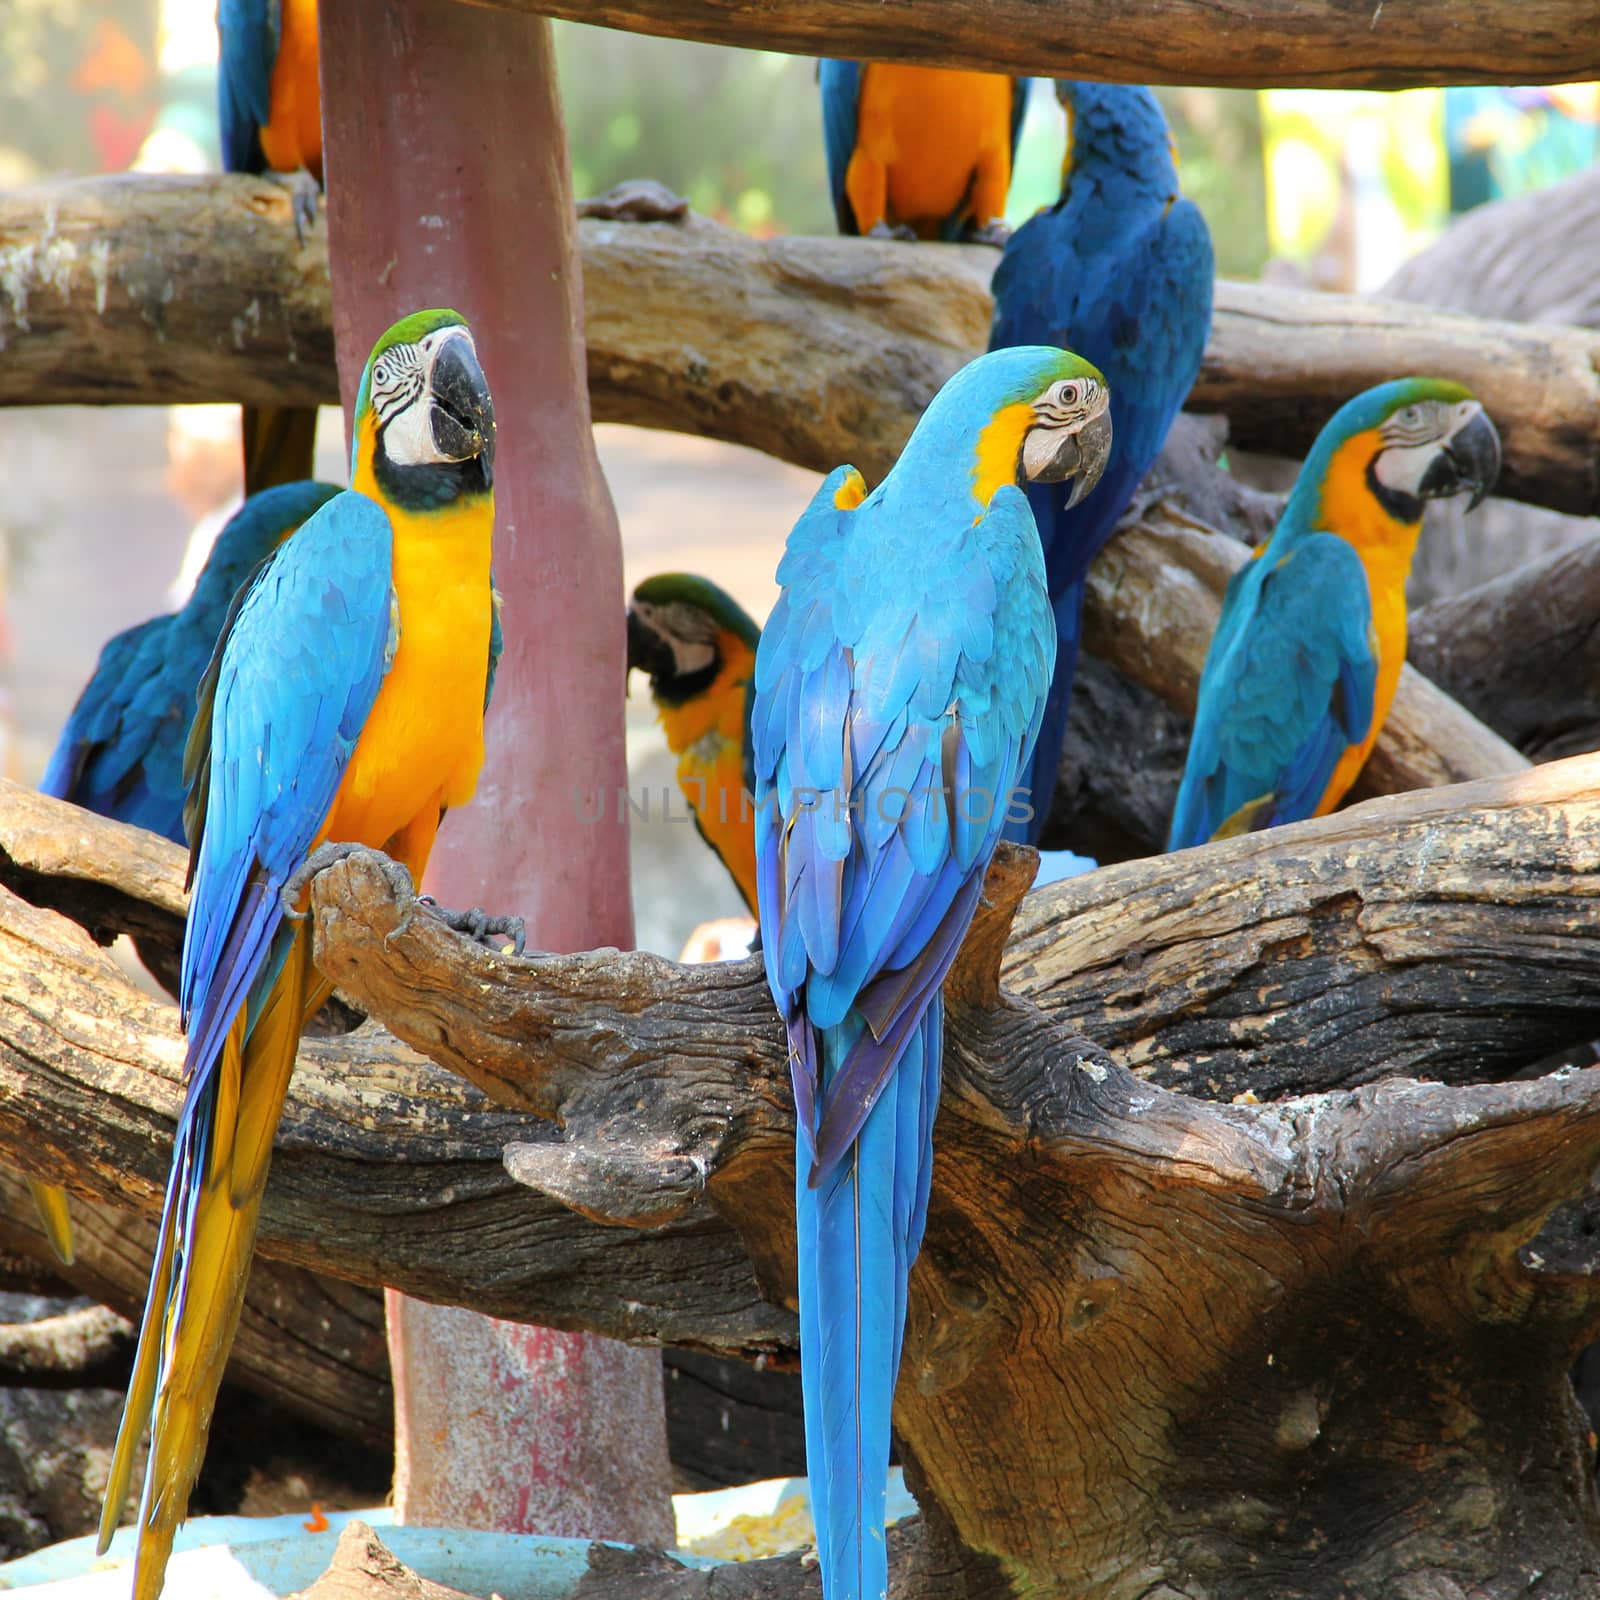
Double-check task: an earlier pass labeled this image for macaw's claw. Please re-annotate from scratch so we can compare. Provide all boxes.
[962,218,1013,248]
[417,896,527,956]
[273,169,322,247]
[867,219,919,242]
[280,842,416,921]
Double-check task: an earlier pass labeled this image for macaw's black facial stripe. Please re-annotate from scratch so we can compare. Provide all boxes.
[370,345,427,424]
[374,446,492,513]
[1365,456,1423,526]
[650,658,722,707]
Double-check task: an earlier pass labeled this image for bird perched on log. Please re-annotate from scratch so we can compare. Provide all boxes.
[1168,378,1502,848]
[752,345,1111,1600]
[27,481,339,1265]
[218,0,324,495]
[627,573,761,914]
[819,60,1027,243]
[989,81,1213,843]
[97,309,515,1600]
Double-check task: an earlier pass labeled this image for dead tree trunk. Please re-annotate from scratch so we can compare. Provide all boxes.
[2,767,1600,1596]
[1409,537,1600,765]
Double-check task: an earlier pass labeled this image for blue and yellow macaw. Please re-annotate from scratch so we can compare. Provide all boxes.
[97,310,503,1600]
[989,81,1213,843]
[218,0,324,495]
[1168,378,1501,848]
[627,574,761,913]
[819,61,1027,244]
[753,346,1111,1600]
[27,481,338,1266]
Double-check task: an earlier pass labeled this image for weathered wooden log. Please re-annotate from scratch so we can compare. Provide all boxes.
[1198,280,1600,518]
[456,0,1596,89]
[0,1169,392,1445]
[1408,536,1600,764]
[4,766,1600,1591]
[0,1167,799,1483]
[301,1524,477,1600]
[0,1303,130,1388]
[1382,165,1600,329]
[4,178,1599,515]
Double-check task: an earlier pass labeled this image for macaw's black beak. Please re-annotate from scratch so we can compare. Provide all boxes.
[1029,408,1113,507]
[626,608,674,684]
[1422,407,1502,511]
[430,332,496,485]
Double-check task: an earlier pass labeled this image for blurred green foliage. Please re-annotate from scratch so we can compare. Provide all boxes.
[555,22,835,235]
[0,0,160,180]
[1158,87,1270,279]
[556,25,1268,275]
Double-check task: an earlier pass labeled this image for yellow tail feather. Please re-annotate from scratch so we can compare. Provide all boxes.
[26,1177,75,1265]
[98,927,312,1600]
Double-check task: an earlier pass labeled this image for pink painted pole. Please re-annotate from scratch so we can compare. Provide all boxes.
[320,0,672,1544]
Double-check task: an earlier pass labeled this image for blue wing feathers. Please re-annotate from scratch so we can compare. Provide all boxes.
[180,492,395,1083]
[217,0,278,174]
[991,132,1214,841]
[1168,535,1378,848]
[818,60,863,234]
[758,462,1049,1600]
[41,483,341,848]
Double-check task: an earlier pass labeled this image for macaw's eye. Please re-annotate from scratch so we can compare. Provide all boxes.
[1400,405,1420,424]
[1056,380,1083,407]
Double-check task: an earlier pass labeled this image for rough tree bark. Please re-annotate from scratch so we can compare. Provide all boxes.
[3,761,1600,1595]
[1409,538,1600,766]
[454,0,1596,89]
[0,1170,391,1445]
[1382,165,1600,328]
[5,180,1600,516]
[319,0,670,1544]
[1375,165,1600,605]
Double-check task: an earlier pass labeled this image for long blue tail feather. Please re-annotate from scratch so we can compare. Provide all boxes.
[799,1003,941,1600]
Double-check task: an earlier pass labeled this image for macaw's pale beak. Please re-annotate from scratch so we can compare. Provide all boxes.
[1422,406,1501,511]
[430,332,496,483]
[1025,408,1114,507]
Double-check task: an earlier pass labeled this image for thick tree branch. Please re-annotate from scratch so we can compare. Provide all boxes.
[1409,537,1600,764]
[1007,756,1600,1099]
[4,773,1600,1592]
[457,0,1593,89]
[0,1170,392,1444]
[3,178,1598,515]
[0,1303,131,1388]
[2,758,1599,1319]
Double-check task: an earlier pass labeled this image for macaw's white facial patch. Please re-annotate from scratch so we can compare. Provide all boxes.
[1023,377,1112,500]
[373,328,488,469]
[638,599,719,678]
[1372,397,1479,499]
[1021,420,1068,481]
